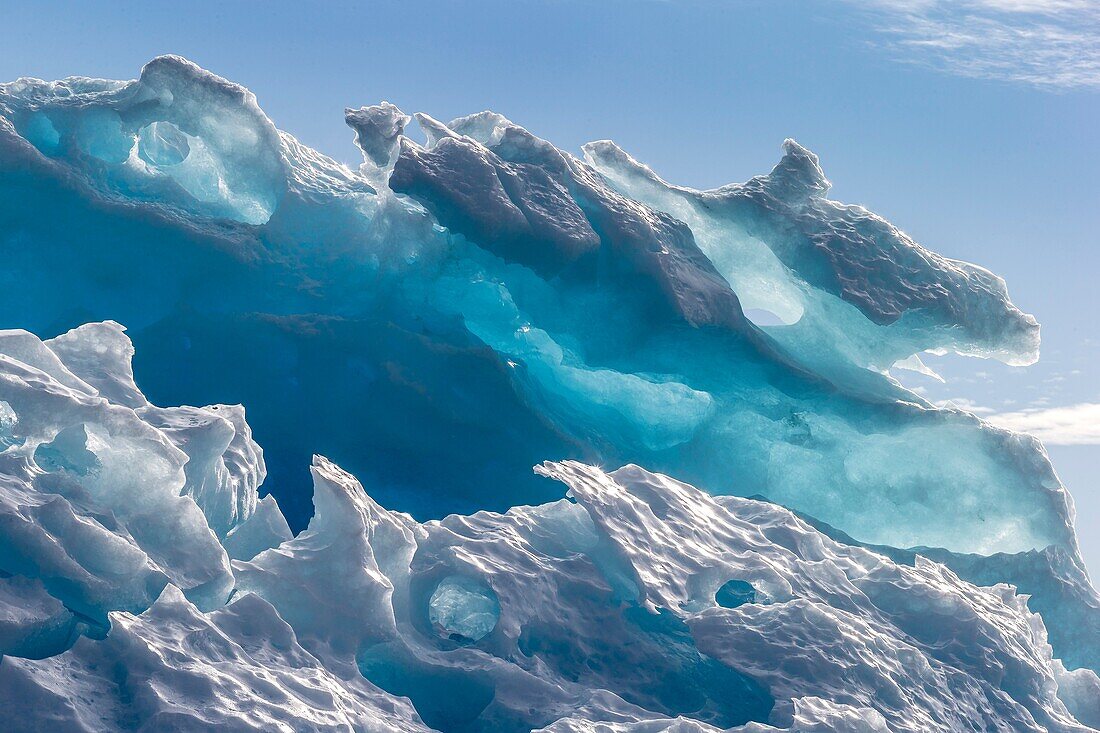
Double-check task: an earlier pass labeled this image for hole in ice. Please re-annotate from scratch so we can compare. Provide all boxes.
[358,642,496,730]
[715,579,757,609]
[743,308,795,327]
[428,575,500,642]
[33,424,100,476]
[137,121,191,167]
[19,112,61,155]
[402,115,428,148]
[131,123,274,225]
[0,401,20,449]
[77,109,132,164]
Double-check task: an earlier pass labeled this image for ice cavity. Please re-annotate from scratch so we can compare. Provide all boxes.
[429,575,501,642]
[0,56,285,224]
[715,579,759,609]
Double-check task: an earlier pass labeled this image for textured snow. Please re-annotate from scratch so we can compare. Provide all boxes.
[0,56,1097,731]
[3,387,1095,729]
[0,585,428,732]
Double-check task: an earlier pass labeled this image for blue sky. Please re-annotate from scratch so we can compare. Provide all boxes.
[3,0,1097,569]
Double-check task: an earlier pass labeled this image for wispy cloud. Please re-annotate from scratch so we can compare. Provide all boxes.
[851,0,1100,89]
[986,402,1100,444]
[935,397,996,414]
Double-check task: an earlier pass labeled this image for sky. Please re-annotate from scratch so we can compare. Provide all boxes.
[2,0,1097,570]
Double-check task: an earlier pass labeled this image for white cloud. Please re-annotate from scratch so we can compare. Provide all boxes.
[849,0,1100,89]
[986,402,1100,444]
[935,397,996,414]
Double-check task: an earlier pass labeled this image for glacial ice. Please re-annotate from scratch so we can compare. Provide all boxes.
[223,493,294,561]
[0,55,1075,560]
[0,323,247,656]
[0,56,1097,731]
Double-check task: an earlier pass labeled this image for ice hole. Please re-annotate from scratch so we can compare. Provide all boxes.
[715,579,757,609]
[137,121,191,167]
[428,575,500,642]
[0,401,19,449]
[744,308,795,327]
[33,424,100,476]
[20,112,61,155]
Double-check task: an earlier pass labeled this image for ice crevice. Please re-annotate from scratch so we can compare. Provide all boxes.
[0,56,1097,731]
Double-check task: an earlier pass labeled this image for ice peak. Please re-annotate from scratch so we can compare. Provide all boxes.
[346,101,411,168]
[760,138,832,203]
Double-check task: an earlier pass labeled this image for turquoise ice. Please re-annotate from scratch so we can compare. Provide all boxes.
[0,57,1097,731]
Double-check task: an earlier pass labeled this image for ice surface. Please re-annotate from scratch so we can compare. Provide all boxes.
[0,574,80,660]
[7,420,1094,729]
[583,138,1040,376]
[0,585,429,732]
[138,402,265,537]
[0,56,1098,731]
[347,102,412,169]
[223,493,293,561]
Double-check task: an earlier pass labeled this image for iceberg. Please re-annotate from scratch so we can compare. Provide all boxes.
[0,57,1075,553]
[0,56,1096,731]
